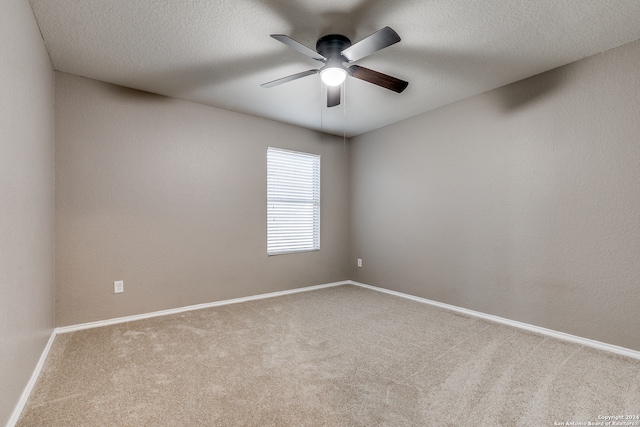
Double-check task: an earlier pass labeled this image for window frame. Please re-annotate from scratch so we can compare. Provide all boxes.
[266,147,321,256]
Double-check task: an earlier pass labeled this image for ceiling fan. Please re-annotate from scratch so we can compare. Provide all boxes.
[261,26,408,108]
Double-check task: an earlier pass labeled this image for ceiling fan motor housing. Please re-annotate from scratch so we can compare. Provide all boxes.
[316,34,352,61]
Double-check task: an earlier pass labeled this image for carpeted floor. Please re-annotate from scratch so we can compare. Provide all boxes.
[17,285,640,426]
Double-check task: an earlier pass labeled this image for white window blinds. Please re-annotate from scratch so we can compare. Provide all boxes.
[267,147,320,255]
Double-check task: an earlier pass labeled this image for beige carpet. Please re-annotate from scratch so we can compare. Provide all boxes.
[17,285,640,426]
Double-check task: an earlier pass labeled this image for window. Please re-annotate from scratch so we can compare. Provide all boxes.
[267,147,320,255]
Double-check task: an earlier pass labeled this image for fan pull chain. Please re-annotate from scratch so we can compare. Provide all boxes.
[319,79,324,137]
[343,80,347,153]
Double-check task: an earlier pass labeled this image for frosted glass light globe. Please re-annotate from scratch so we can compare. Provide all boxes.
[320,67,347,86]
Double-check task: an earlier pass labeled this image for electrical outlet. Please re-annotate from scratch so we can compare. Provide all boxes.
[114,280,124,294]
[357,259,363,267]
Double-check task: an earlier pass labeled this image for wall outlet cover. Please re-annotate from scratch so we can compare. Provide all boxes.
[114,280,124,293]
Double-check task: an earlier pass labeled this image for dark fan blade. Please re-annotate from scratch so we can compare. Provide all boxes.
[261,69,319,88]
[271,35,326,61]
[341,27,401,62]
[348,65,408,93]
[327,85,340,107]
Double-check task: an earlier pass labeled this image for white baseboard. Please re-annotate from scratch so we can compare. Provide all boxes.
[56,281,350,334]
[56,278,640,360]
[348,280,640,361]
[7,329,57,427]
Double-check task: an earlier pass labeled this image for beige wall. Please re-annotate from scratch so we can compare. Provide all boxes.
[350,39,640,351]
[0,0,55,424]
[55,72,350,327]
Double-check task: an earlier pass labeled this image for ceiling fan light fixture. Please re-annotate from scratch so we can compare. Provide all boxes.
[320,67,347,86]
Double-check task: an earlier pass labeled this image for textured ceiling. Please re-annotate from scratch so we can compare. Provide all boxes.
[30,0,640,137]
